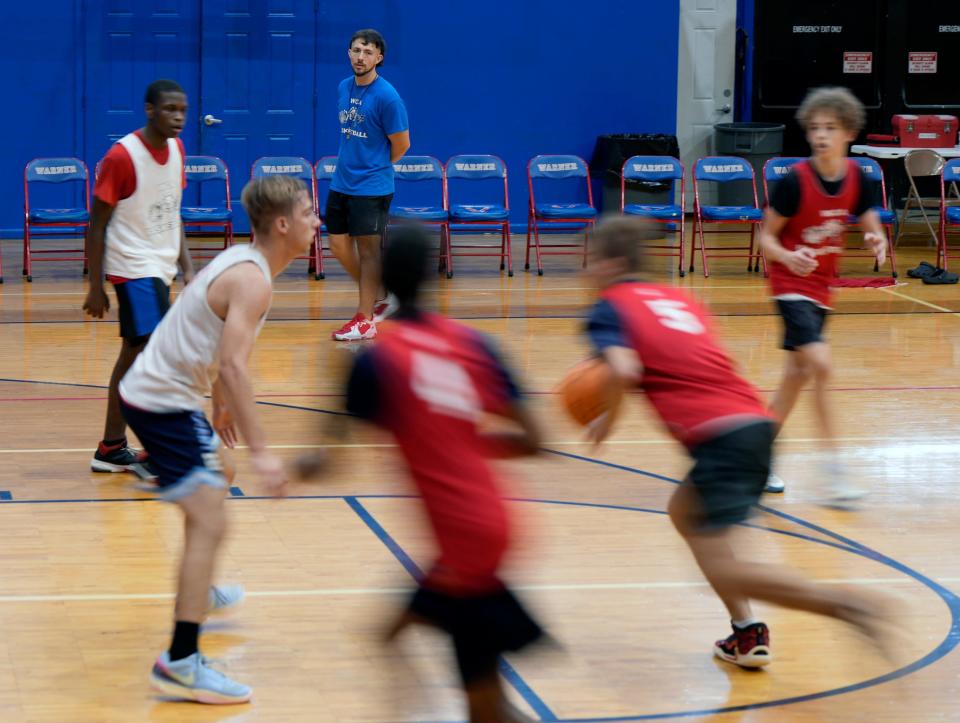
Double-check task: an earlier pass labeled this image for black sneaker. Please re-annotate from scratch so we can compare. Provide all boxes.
[91,439,147,473]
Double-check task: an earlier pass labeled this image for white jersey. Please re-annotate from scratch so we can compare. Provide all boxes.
[120,244,272,412]
[104,132,183,285]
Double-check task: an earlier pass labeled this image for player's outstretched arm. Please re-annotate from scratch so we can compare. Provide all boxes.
[484,401,543,459]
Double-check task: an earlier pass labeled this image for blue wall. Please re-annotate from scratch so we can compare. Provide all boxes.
[3,0,680,235]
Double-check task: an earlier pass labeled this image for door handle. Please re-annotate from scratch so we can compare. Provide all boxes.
[717,104,732,114]
[203,114,223,126]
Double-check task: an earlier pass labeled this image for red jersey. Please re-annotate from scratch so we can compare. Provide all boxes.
[767,159,860,308]
[590,282,771,447]
[346,313,521,594]
[94,130,187,207]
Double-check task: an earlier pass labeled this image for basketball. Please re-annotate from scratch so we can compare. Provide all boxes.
[556,357,623,427]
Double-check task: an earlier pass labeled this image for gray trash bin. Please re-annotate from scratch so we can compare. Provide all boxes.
[713,122,785,207]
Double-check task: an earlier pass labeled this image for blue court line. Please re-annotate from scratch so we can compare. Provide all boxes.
[229,486,244,497]
[344,496,559,722]
[0,491,11,500]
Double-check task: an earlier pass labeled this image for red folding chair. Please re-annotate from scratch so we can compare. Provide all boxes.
[445,154,512,277]
[526,154,597,275]
[251,157,320,279]
[389,155,450,276]
[182,156,233,260]
[849,157,897,278]
[23,157,91,281]
[690,156,764,277]
[621,155,685,276]
[313,156,340,279]
[939,159,960,269]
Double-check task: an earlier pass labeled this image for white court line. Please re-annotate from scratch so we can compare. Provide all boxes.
[0,577,955,603]
[878,286,960,317]
[2,436,960,455]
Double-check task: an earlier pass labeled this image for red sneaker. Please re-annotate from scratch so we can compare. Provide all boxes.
[332,314,377,341]
[714,622,772,668]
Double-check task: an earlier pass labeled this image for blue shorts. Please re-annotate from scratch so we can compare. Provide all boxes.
[112,277,170,343]
[119,399,225,502]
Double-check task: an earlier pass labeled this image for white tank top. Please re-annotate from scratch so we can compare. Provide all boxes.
[119,244,273,412]
[105,133,183,284]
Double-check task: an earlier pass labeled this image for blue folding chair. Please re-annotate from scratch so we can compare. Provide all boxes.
[690,156,764,277]
[390,155,450,275]
[314,156,339,279]
[849,156,897,277]
[446,154,512,277]
[526,154,597,275]
[761,157,805,206]
[621,155,685,276]
[23,157,91,281]
[182,156,233,260]
[251,156,320,279]
[939,158,960,269]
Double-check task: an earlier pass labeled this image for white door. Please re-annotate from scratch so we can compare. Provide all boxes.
[676,0,737,208]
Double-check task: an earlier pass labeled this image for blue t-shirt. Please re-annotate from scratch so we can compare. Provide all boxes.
[331,75,408,196]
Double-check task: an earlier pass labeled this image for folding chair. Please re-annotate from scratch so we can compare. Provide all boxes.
[690,156,764,277]
[938,159,960,269]
[894,149,944,248]
[761,157,805,206]
[445,154,512,278]
[181,156,233,260]
[389,155,450,275]
[849,157,898,277]
[23,157,91,282]
[620,155,685,276]
[250,156,320,279]
[313,156,339,279]
[526,154,597,275]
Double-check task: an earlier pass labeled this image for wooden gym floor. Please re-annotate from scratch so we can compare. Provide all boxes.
[0,233,958,722]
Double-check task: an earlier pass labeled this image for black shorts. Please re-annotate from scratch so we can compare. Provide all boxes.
[688,420,775,529]
[119,400,226,502]
[324,190,392,237]
[113,277,170,344]
[776,299,828,351]
[408,585,543,685]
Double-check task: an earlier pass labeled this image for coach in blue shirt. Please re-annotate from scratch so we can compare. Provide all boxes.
[328,28,410,341]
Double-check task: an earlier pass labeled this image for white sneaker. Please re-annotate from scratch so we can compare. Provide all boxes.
[208,584,244,615]
[372,293,399,324]
[151,651,252,704]
[818,461,868,510]
[764,473,786,493]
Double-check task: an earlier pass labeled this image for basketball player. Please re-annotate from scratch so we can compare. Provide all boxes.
[327,29,410,341]
[83,79,195,477]
[120,175,318,703]
[298,226,544,722]
[583,216,893,670]
[760,87,886,500]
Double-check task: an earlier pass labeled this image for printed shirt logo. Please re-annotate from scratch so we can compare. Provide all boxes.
[146,180,179,239]
[801,212,847,252]
[454,162,496,171]
[36,165,77,175]
[340,97,368,139]
[537,162,578,172]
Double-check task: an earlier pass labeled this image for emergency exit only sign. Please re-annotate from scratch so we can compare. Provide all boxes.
[908,52,938,74]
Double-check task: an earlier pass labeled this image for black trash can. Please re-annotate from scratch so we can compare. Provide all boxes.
[590,133,681,214]
[713,122,785,207]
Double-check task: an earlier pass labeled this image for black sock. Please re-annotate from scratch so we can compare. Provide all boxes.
[169,621,200,661]
[101,437,127,449]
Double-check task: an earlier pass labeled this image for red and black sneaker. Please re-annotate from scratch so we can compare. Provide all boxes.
[91,439,156,483]
[714,622,772,668]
